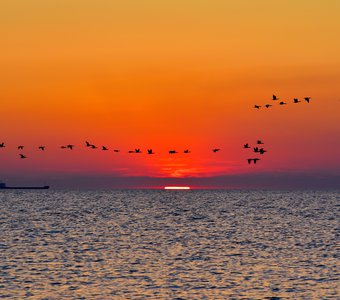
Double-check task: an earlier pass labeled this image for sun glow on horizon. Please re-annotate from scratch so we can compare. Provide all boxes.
[164,186,191,190]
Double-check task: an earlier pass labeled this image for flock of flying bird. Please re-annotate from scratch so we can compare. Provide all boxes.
[2,139,265,166]
[254,95,311,109]
[0,95,312,165]
[243,140,267,165]
[249,94,313,164]
[0,141,222,160]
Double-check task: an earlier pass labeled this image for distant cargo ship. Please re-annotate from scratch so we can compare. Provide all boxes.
[0,182,49,190]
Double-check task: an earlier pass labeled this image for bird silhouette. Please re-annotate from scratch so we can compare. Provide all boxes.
[38,146,45,151]
[147,149,154,154]
[247,158,260,164]
[293,98,301,103]
[169,150,178,154]
[113,150,120,153]
[279,101,287,105]
[257,140,264,145]
[253,147,259,153]
[304,97,311,103]
[272,95,279,100]
[0,142,5,148]
[61,145,74,150]
[243,143,250,149]
[128,150,135,153]
[135,149,141,153]
[184,149,191,153]
[265,104,272,108]
[19,154,27,159]
[90,145,97,149]
[254,105,261,109]
[259,148,267,154]
[18,146,24,150]
[102,146,108,151]
[212,148,220,153]
[85,141,91,147]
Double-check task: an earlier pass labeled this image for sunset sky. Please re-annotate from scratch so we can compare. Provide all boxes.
[1,1,340,188]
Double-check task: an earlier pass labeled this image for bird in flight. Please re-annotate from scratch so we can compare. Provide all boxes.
[265,104,272,108]
[61,145,75,150]
[147,149,155,155]
[272,95,279,100]
[304,97,311,103]
[61,145,74,150]
[38,146,45,151]
[257,140,264,145]
[113,149,120,153]
[253,147,259,153]
[0,142,5,148]
[184,149,191,153]
[18,146,24,150]
[259,148,267,155]
[19,154,27,159]
[243,143,250,149]
[293,98,301,103]
[85,141,98,149]
[102,146,108,151]
[169,150,178,154]
[247,158,260,164]
[128,149,141,153]
[212,148,220,153]
[279,101,287,105]
[254,105,261,109]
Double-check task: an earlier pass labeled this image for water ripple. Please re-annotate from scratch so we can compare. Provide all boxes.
[0,190,339,299]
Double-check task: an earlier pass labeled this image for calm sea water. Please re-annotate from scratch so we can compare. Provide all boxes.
[0,190,339,299]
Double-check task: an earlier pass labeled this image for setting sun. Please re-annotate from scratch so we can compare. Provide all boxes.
[164,186,191,190]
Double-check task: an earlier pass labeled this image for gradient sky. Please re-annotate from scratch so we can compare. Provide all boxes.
[1,1,340,188]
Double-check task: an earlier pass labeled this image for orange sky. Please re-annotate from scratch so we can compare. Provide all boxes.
[1,1,340,186]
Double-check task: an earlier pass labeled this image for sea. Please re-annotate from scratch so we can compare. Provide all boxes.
[0,190,339,299]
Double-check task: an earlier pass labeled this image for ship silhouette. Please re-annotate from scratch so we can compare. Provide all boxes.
[0,182,49,190]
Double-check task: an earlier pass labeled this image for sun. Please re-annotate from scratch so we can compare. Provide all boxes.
[164,186,191,190]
